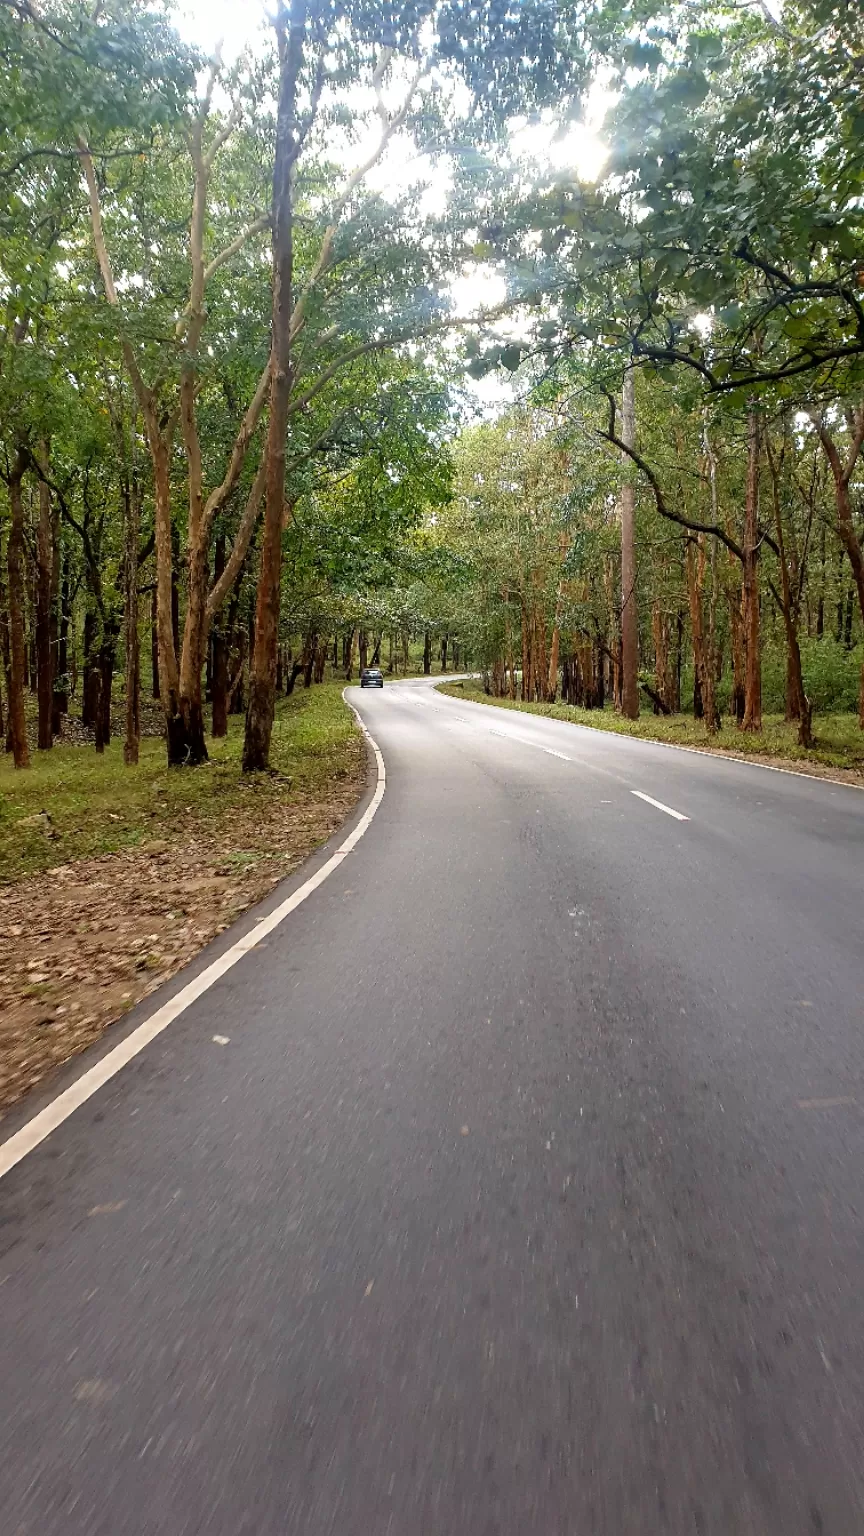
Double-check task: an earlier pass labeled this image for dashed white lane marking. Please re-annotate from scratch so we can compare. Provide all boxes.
[0,695,387,1184]
[631,790,690,822]
[435,686,864,795]
[798,1096,856,1111]
[485,724,571,762]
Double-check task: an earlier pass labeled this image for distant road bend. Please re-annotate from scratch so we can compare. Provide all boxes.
[2,676,864,1534]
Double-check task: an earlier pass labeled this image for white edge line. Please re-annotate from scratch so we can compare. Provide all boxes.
[434,686,864,794]
[0,691,386,1183]
[631,790,689,822]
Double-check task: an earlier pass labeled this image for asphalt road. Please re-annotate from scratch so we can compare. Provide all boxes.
[2,676,864,1535]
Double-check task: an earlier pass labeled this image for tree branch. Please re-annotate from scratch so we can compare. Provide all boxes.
[598,396,745,560]
[206,454,267,618]
[203,213,271,286]
[201,357,272,540]
[76,137,151,416]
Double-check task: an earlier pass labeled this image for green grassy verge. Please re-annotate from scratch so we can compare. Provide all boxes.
[0,682,360,885]
[436,681,864,781]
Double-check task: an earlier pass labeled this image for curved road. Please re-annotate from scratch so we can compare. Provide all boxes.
[2,677,864,1534]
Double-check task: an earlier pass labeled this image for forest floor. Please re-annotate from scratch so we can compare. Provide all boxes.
[437,681,864,786]
[0,683,365,1115]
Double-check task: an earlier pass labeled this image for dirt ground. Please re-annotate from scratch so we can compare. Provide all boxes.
[0,761,365,1117]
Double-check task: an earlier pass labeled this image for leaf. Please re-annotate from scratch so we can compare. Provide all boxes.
[499,343,524,372]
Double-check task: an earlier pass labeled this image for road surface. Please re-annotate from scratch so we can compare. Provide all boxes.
[2,677,864,1535]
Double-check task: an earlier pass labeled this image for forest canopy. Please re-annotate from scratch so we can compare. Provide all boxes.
[1,0,862,775]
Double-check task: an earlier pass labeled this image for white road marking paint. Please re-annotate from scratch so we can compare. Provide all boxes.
[797,1096,856,1111]
[212,1035,230,1046]
[541,747,572,761]
[631,790,690,822]
[0,694,386,1184]
[433,685,864,794]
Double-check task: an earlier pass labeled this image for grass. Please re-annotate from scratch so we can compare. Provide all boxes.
[0,681,360,885]
[437,680,864,781]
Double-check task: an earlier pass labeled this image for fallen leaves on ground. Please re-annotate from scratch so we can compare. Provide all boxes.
[0,750,364,1116]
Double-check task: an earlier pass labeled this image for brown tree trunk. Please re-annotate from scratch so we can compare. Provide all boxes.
[344,630,357,681]
[1,556,12,751]
[82,607,101,728]
[124,477,141,765]
[35,458,54,750]
[313,636,327,684]
[243,6,306,772]
[50,555,68,735]
[814,407,864,727]
[423,629,431,675]
[546,624,560,701]
[651,603,675,715]
[440,634,448,672]
[728,594,746,723]
[686,539,718,728]
[5,452,30,766]
[95,628,116,752]
[151,586,160,699]
[359,629,368,673]
[211,533,228,737]
[741,408,762,732]
[620,369,639,719]
[303,630,317,688]
[149,437,184,761]
[177,529,210,764]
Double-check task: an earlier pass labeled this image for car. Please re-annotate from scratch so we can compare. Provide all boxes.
[360,667,384,688]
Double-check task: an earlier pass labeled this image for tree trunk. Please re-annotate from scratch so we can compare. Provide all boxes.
[620,369,639,719]
[95,629,116,752]
[124,477,141,765]
[82,608,101,728]
[177,524,210,764]
[814,407,864,726]
[6,453,30,766]
[35,459,54,749]
[729,593,746,723]
[149,437,184,760]
[423,629,431,675]
[741,408,762,732]
[53,556,69,735]
[359,629,368,673]
[243,6,305,772]
[344,630,357,681]
[546,624,560,701]
[303,630,317,688]
[285,660,303,696]
[211,533,228,737]
[313,636,327,684]
[151,586,160,699]
[440,634,448,672]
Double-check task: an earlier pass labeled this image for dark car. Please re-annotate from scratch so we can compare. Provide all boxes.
[360,667,384,688]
